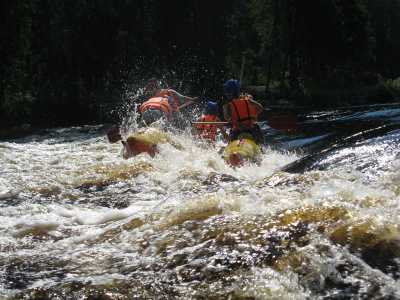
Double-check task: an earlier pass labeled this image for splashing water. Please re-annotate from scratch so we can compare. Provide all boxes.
[1,106,400,299]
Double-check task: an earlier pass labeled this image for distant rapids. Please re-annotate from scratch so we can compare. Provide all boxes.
[1,104,400,299]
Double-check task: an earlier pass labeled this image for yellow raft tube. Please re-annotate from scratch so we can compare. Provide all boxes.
[222,133,262,167]
[122,127,183,159]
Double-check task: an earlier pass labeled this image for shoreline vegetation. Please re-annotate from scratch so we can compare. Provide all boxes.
[246,78,400,108]
[2,77,400,141]
[2,1,400,130]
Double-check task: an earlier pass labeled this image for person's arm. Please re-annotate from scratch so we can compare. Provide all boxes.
[250,99,264,114]
[167,89,198,105]
[222,103,231,121]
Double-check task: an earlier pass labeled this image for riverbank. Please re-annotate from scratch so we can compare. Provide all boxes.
[246,80,399,109]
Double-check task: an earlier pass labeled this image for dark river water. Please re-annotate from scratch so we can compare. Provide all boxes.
[1,104,400,299]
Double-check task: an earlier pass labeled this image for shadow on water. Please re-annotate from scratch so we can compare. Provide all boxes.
[266,103,400,173]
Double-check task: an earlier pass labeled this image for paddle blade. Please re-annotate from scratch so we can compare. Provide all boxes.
[106,125,122,143]
[265,111,298,132]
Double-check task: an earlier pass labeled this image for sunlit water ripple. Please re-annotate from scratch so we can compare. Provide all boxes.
[1,109,400,299]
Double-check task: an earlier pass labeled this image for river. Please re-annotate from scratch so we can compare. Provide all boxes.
[1,104,400,299]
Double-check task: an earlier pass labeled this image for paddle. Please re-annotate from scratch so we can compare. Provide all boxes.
[107,125,123,143]
[263,110,299,132]
[178,100,196,111]
[191,110,299,132]
[191,121,229,126]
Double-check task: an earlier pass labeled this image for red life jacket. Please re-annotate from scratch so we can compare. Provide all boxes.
[195,114,219,141]
[155,89,180,112]
[229,95,258,130]
[139,97,171,119]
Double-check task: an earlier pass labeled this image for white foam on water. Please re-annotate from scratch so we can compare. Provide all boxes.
[1,124,400,298]
[53,204,145,226]
[244,267,310,300]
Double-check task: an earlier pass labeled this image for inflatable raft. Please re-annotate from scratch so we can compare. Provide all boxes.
[222,134,262,167]
[122,127,183,159]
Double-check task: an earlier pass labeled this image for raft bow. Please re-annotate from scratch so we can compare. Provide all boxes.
[107,126,182,159]
[222,133,261,167]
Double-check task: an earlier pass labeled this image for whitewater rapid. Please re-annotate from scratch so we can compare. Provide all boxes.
[1,120,400,299]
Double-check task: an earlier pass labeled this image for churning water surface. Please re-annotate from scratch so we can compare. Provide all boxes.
[1,105,400,299]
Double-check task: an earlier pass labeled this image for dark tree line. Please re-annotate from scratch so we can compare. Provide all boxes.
[2,0,400,128]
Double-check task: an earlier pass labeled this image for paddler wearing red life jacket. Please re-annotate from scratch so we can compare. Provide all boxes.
[222,79,265,144]
[139,79,198,127]
[194,100,227,142]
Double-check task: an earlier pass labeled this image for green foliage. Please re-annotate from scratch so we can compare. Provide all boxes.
[382,77,400,98]
[1,0,400,127]
[0,1,34,125]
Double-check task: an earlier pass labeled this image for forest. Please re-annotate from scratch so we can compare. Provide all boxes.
[2,0,400,128]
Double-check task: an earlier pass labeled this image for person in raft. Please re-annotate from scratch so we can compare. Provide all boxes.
[194,100,228,142]
[139,78,199,127]
[221,79,265,144]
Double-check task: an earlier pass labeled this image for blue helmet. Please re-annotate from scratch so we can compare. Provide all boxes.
[223,79,240,99]
[205,101,218,115]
